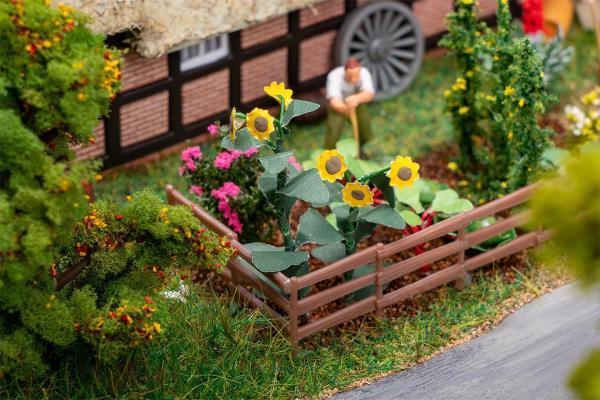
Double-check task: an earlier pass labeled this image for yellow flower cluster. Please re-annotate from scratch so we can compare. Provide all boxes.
[159,207,170,225]
[79,298,162,346]
[504,86,516,96]
[102,50,121,99]
[452,77,467,91]
[84,209,107,229]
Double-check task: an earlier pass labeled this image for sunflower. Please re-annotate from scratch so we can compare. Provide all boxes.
[229,107,238,141]
[387,156,420,189]
[264,81,293,108]
[316,150,347,182]
[342,182,373,208]
[246,108,275,141]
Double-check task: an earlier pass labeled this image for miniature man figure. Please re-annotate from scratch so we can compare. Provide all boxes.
[324,58,375,154]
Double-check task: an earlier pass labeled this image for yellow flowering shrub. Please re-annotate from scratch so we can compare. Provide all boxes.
[440,0,553,202]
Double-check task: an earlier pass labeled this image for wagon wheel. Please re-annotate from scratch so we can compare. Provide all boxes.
[334,1,424,101]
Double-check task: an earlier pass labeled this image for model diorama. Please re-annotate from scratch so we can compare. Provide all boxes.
[1,0,599,399]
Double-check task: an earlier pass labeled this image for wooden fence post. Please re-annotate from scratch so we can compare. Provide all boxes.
[289,276,299,348]
[454,227,469,291]
[375,243,385,319]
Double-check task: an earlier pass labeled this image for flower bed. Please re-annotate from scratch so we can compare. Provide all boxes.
[167,183,550,345]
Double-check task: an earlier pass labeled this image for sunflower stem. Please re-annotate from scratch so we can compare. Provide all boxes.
[273,99,295,251]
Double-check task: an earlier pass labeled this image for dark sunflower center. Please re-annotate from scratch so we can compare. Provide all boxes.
[325,156,342,174]
[398,167,412,181]
[351,190,365,200]
[254,117,268,132]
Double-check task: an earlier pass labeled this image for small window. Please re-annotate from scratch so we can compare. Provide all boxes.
[180,34,229,71]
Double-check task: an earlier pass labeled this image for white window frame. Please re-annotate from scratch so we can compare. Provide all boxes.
[180,34,229,71]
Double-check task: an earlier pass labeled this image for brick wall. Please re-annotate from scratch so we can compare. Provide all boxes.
[182,69,229,125]
[478,0,498,17]
[241,48,288,103]
[299,30,337,81]
[300,0,345,27]
[120,91,169,147]
[242,15,288,48]
[121,53,169,91]
[413,0,454,37]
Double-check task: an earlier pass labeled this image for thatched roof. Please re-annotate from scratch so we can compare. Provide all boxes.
[60,0,322,58]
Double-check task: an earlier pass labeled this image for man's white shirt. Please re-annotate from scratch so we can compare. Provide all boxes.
[325,66,375,101]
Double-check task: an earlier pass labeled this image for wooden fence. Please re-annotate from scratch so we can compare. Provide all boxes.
[166,183,550,346]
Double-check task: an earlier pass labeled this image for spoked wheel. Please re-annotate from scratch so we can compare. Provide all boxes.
[334,1,424,100]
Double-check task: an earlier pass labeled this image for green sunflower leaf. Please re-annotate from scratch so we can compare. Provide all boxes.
[259,151,293,175]
[296,209,344,247]
[278,168,329,204]
[281,100,320,126]
[221,127,262,152]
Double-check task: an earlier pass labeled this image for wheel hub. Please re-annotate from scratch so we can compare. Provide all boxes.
[368,37,387,62]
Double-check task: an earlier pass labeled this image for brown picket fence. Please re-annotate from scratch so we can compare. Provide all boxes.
[166,183,550,346]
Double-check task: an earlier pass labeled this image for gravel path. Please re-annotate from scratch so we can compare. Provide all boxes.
[332,284,600,400]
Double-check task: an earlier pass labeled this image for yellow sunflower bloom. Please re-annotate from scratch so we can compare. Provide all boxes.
[342,182,373,208]
[246,108,274,141]
[316,150,347,182]
[387,156,420,189]
[264,81,293,108]
[229,107,241,141]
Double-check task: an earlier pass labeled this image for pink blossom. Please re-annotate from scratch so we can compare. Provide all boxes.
[211,182,241,200]
[288,155,302,172]
[181,146,202,172]
[207,123,219,137]
[178,166,186,176]
[214,151,233,170]
[189,185,204,197]
[243,147,259,157]
[211,182,243,233]
[229,149,242,161]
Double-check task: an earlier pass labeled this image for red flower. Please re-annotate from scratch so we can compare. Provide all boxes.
[144,296,154,305]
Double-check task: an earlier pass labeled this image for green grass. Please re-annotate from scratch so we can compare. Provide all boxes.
[1,263,566,399]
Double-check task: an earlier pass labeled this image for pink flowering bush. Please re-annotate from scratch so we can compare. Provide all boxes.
[178,126,277,242]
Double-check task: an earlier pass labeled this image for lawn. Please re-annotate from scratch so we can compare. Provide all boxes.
[1,262,568,399]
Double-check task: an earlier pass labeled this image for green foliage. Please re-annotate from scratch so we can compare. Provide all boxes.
[441,0,553,202]
[531,146,600,287]
[0,0,234,382]
[531,146,600,400]
[569,348,600,400]
[0,0,121,160]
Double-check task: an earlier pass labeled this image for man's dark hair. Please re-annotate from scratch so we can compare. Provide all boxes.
[344,57,361,70]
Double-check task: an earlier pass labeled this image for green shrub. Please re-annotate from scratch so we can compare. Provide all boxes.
[0,0,235,382]
[441,0,553,202]
[0,0,121,160]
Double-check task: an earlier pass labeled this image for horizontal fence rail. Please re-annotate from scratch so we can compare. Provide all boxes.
[166,181,548,346]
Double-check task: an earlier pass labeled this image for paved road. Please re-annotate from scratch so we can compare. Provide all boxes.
[333,284,600,400]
